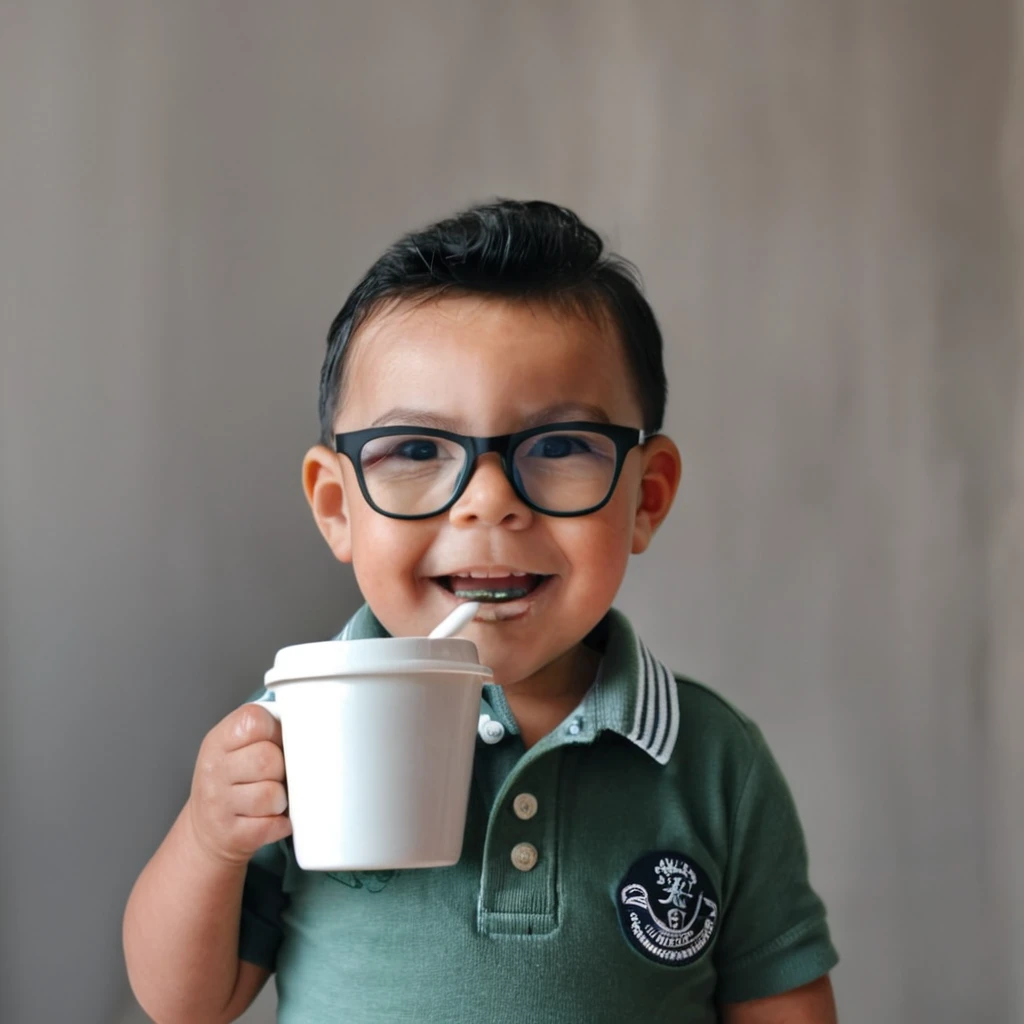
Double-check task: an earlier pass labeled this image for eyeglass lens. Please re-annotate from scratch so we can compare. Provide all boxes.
[357,428,620,516]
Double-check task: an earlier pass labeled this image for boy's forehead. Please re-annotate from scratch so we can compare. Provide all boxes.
[339,294,642,431]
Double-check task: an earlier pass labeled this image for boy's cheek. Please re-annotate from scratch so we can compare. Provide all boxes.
[348,518,434,600]
[559,521,632,596]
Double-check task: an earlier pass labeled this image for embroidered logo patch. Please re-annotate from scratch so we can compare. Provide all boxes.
[616,850,719,966]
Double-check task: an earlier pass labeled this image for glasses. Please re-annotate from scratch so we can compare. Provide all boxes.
[334,421,646,520]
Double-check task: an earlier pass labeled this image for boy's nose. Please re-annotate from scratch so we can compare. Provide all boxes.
[448,454,532,529]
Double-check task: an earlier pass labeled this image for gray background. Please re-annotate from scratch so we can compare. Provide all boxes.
[2,2,1022,1022]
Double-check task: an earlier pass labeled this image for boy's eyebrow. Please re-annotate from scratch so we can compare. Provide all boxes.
[369,408,460,430]
[368,403,613,433]
[518,403,612,428]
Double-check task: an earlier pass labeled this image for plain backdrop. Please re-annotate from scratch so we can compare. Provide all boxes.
[2,3,1022,1022]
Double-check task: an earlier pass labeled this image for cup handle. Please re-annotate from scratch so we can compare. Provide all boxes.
[248,695,282,722]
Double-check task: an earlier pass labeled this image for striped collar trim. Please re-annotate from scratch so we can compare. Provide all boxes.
[334,604,680,765]
[589,607,680,765]
[622,631,681,765]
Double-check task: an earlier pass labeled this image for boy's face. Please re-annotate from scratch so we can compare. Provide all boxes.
[304,295,679,689]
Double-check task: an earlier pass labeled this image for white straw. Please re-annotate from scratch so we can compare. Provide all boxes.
[428,602,480,639]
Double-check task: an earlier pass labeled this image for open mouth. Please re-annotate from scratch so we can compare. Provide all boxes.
[434,571,551,604]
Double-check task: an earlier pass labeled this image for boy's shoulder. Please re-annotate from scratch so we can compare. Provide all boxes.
[587,606,773,776]
[665,671,770,775]
[671,672,761,742]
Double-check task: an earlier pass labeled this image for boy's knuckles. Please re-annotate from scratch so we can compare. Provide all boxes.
[252,741,279,774]
[194,748,225,779]
[192,772,221,806]
[236,740,284,780]
[246,781,288,816]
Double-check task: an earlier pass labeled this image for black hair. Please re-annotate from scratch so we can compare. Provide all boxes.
[317,199,667,444]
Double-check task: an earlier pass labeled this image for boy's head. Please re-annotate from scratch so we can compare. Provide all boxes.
[317,200,667,445]
[304,200,680,689]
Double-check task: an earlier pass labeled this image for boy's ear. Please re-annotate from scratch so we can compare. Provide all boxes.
[632,435,682,555]
[302,445,353,563]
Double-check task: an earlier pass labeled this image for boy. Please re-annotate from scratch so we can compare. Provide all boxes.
[124,200,839,1022]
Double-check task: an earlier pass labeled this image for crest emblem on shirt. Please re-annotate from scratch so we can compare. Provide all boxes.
[616,850,719,966]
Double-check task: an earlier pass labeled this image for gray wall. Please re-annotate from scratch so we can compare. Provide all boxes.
[2,3,1021,1022]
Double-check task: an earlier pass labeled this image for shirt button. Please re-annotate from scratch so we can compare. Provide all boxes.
[510,842,539,872]
[512,793,538,820]
[478,715,505,744]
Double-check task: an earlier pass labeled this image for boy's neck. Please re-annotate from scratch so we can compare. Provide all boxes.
[502,642,602,750]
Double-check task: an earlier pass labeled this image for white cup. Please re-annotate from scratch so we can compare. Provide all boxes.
[252,636,492,871]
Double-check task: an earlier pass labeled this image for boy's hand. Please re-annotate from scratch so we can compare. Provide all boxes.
[187,704,292,867]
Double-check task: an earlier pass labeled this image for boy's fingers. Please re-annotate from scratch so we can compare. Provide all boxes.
[223,704,283,751]
[234,812,293,852]
[233,780,289,818]
[227,739,286,784]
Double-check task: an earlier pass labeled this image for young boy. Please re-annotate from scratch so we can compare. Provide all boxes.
[124,200,839,1022]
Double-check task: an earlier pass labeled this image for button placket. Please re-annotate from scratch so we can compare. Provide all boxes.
[509,790,541,872]
[477,748,564,935]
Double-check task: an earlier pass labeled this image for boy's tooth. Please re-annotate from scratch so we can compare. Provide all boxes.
[448,569,537,581]
[446,571,542,603]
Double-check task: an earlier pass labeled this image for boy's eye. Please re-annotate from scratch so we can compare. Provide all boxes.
[526,434,593,459]
[360,434,462,472]
[394,439,441,461]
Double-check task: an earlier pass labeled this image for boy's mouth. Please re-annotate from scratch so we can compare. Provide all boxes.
[434,570,551,603]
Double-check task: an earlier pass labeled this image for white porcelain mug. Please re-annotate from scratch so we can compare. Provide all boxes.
[252,636,492,871]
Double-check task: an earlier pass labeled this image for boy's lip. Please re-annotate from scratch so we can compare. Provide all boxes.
[427,570,556,618]
[435,564,546,578]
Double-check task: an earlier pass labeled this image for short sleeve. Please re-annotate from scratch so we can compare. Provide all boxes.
[712,723,839,1003]
[238,840,290,971]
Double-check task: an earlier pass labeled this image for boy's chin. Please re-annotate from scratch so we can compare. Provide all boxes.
[470,646,544,689]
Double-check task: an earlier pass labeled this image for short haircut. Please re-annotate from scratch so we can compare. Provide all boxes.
[317,199,667,443]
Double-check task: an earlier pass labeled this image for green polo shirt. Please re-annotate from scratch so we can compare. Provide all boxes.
[240,606,837,1022]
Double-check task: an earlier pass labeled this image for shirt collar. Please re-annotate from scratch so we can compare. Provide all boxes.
[576,607,681,764]
[334,604,679,765]
[335,604,389,642]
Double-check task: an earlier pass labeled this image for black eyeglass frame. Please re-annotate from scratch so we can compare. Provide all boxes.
[334,420,648,520]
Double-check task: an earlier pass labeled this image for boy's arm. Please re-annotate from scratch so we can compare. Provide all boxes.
[123,803,271,1023]
[123,705,290,1023]
[721,975,837,1023]
[711,720,838,1005]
